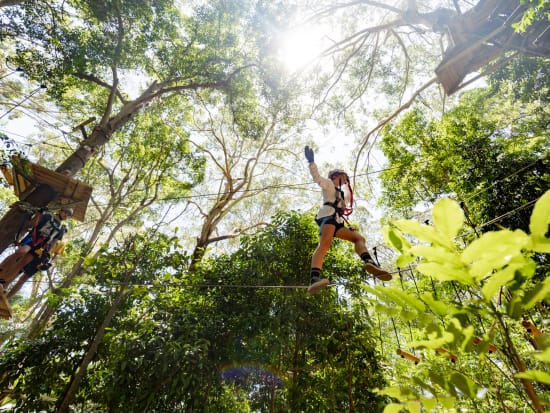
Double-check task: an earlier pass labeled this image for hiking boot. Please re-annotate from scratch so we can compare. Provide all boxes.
[364,260,392,281]
[307,276,330,294]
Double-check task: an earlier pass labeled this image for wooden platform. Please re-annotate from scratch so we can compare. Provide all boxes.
[435,0,550,95]
[0,287,12,319]
[1,157,92,222]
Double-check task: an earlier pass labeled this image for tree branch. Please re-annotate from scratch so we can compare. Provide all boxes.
[352,76,438,188]
[74,72,126,103]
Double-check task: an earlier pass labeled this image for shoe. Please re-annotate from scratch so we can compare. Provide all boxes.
[307,276,330,294]
[364,260,392,281]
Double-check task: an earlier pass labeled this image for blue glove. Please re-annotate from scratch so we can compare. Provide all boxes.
[304,146,314,163]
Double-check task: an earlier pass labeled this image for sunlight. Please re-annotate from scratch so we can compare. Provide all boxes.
[277,25,327,73]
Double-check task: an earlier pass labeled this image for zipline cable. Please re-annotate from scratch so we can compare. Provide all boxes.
[464,155,548,203]
[0,85,46,121]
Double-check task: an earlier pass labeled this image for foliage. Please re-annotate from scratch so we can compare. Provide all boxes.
[1,0,289,116]
[0,1,548,412]
[0,212,389,411]
[513,0,550,32]
[379,58,550,238]
[191,211,388,412]
[375,192,550,412]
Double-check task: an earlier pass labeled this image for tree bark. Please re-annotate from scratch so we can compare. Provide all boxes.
[0,0,27,8]
[0,75,233,255]
[55,260,134,413]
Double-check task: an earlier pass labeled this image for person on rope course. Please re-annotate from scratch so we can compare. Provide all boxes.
[6,240,66,299]
[304,145,392,294]
[0,207,72,290]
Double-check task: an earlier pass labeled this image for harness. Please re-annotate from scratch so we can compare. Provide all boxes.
[323,182,354,219]
[29,212,64,251]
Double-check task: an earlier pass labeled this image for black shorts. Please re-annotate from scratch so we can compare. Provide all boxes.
[23,259,40,277]
[315,216,344,236]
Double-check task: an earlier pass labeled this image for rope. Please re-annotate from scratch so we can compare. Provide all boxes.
[174,284,312,289]
[14,280,340,289]
[474,197,540,231]
[464,155,547,203]
[390,317,401,349]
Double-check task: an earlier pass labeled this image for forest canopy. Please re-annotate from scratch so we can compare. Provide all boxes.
[0,1,548,412]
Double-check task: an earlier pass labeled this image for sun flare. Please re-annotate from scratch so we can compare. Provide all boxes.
[277,25,327,72]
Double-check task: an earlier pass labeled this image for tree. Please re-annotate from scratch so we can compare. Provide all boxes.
[0,212,388,411]
[26,101,204,335]
[279,0,466,163]
[379,56,550,236]
[0,0,289,254]
[378,193,550,412]
[180,90,303,268]
[278,1,549,180]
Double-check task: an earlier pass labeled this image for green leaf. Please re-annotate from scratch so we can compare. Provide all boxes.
[515,370,550,385]
[377,386,417,401]
[405,400,422,413]
[409,245,463,268]
[520,276,550,310]
[440,397,456,409]
[529,190,550,252]
[458,325,476,353]
[412,376,438,396]
[481,263,523,301]
[367,286,426,313]
[417,262,474,284]
[461,230,531,279]
[534,348,550,362]
[393,219,453,249]
[450,372,477,399]
[420,396,438,411]
[396,251,416,268]
[383,403,406,413]
[420,292,453,317]
[428,372,451,394]
[432,198,464,240]
[505,295,524,320]
[401,308,418,322]
[412,330,455,349]
[384,226,411,252]
[374,302,400,317]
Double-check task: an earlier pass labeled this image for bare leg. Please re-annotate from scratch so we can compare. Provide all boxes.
[308,224,336,294]
[0,246,33,287]
[334,226,367,256]
[311,223,336,269]
[335,227,392,281]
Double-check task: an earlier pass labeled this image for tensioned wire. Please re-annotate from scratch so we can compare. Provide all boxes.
[3,134,546,289]
[40,193,541,289]
[9,183,545,290]
[17,192,546,294]
[2,130,546,204]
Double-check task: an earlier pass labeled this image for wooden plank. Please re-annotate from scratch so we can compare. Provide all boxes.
[9,159,92,222]
[435,0,530,95]
[29,164,92,222]
[396,349,421,364]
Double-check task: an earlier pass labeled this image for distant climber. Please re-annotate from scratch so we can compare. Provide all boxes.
[0,207,72,292]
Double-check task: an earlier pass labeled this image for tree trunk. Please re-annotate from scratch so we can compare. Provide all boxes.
[0,0,27,8]
[55,263,133,413]
[0,77,166,255]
